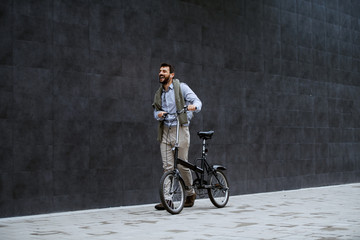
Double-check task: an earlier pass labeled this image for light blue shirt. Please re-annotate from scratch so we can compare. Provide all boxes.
[154,82,202,126]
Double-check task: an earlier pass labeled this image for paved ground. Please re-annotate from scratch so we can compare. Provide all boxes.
[1,183,360,240]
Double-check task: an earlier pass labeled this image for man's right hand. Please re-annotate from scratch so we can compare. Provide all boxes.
[158,111,168,118]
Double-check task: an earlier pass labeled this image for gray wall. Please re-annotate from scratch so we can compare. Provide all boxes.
[1,0,360,217]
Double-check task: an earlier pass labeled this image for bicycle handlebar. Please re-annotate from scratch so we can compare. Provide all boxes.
[162,105,196,118]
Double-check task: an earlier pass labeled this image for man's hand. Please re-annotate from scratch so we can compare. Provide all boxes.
[158,111,168,118]
[187,105,197,111]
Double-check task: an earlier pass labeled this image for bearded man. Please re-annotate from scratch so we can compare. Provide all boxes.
[152,63,202,210]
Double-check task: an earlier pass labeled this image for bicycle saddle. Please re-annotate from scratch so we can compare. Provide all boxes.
[197,130,214,140]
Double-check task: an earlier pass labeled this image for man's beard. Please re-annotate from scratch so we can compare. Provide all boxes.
[159,75,170,85]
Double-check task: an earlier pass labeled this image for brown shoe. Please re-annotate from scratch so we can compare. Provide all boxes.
[155,200,174,210]
[184,193,196,207]
[155,203,165,210]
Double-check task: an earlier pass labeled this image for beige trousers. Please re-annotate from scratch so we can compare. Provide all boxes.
[160,125,195,196]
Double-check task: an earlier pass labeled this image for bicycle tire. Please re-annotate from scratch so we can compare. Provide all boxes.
[159,171,185,214]
[207,170,229,208]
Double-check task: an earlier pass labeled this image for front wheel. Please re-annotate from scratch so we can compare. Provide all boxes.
[159,171,185,214]
[207,170,229,208]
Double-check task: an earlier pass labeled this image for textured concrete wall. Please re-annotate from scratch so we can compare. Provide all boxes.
[1,0,360,217]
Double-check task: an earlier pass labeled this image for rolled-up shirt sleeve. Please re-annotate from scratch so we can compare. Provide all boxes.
[181,83,202,112]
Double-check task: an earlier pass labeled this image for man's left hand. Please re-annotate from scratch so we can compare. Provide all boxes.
[187,105,197,111]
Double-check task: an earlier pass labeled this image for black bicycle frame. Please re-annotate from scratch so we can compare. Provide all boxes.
[169,106,226,189]
[177,137,225,189]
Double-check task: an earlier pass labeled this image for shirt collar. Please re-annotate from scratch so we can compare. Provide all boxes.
[162,83,174,92]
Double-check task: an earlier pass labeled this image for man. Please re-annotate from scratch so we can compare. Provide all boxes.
[153,63,202,210]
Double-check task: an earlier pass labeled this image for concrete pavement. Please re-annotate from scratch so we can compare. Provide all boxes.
[1,183,360,239]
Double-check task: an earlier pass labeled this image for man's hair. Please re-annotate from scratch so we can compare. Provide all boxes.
[160,63,175,73]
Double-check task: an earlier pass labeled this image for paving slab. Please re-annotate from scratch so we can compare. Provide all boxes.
[1,183,360,240]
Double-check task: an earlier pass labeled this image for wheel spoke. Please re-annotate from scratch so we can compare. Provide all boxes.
[160,171,185,214]
[207,170,229,208]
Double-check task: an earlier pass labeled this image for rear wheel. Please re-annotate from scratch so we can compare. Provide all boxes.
[159,171,185,214]
[207,170,229,208]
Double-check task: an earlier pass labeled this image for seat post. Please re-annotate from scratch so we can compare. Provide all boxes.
[202,138,206,157]
[200,138,206,185]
